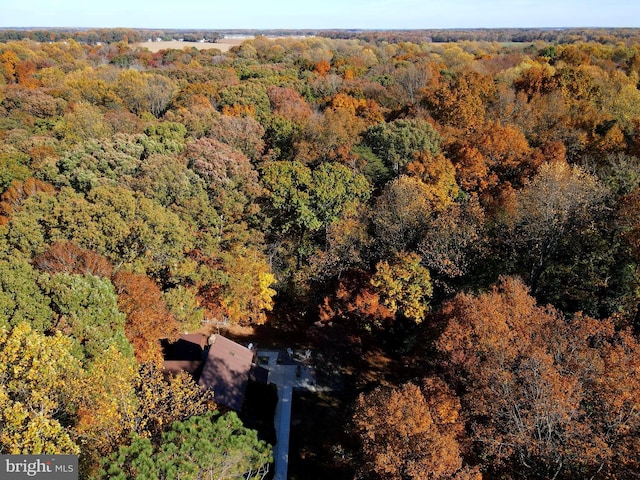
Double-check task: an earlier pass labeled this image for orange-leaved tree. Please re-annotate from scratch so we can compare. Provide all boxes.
[353,378,481,480]
[437,276,640,479]
[112,271,179,363]
[33,241,113,278]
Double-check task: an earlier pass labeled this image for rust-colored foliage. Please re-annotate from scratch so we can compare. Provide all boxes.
[319,270,394,330]
[267,85,312,122]
[327,93,384,126]
[474,121,538,188]
[438,276,640,479]
[538,139,567,164]
[448,143,492,193]
[221,103,256,117]
[353,379,480,480]
[33,241,113,278]
[449,121,540,200]
[422,70,493,134]
[15,60,39,88]
[313,58,331,77]
[0,177,55,222]
[112,271,179,363]
[28,144,59,167]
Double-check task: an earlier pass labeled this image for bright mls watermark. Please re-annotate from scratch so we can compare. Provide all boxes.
[0,455,78,479]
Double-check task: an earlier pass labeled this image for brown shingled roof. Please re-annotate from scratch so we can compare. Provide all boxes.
[198,334,254,411]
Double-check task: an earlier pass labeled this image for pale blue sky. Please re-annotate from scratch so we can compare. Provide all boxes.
[1,0,637,29]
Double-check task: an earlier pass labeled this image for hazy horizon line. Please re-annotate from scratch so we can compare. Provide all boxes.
[1,26,637,31]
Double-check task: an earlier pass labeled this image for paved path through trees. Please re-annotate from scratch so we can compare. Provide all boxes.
[257,350,318,480]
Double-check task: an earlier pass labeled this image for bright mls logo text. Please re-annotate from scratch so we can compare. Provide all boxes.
[0,455,78,479]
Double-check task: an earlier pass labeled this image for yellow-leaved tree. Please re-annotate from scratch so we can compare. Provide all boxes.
[370,251,433,323]
[0,323,82,454]
[73,347,138,463]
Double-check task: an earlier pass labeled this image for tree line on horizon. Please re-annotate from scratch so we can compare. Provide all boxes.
[2,26,640,46]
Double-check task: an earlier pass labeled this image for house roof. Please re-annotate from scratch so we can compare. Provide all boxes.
[161,334,207,361]
[163,359,204,375]
[198,334,254,411]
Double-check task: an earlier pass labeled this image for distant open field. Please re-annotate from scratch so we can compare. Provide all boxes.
[136,38,248,52]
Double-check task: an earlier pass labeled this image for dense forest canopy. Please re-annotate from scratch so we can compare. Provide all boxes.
[1,27,640,478]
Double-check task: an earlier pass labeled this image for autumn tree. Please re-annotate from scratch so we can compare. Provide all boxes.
[472,120,538,190]
[370,175,435,256]
[4,33,640,479]
[1,83,66,122]
[62,65,121,108]
[205,114,266,161]
[437,276,640,479]
[3,186,195,283]
[266,85,312,123]
[112,271,179,363]
[185,137,263,225]
[405,150,460,211]
[294,108,367,165]
[502,161,607,298]
[181,138,276,323]
[352,379,479,480]
[418,195,486,294]
[314,58,331,76]
[130,152,217,233]
[0,50,20,84]
[217,80,271,120]
[304,211,371,283]
[73,346,138,476]
[371,251,433,323]
[0,177,55,224]
[447,121,539,213]
[327,93,384,127]
[0,153,31,195]
[74,355,216,476]
[318,269,394,332]
[263,114,300,161]
[393,61,433,105]
[116,70,177,117]
[54,102,113,145]
[132,362,214,443]
[33,241,113,278]
[0,323,82,455]
[512,60,557,102]
[422,70,493,134]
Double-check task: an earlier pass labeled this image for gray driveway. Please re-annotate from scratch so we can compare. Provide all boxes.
[257,350,318,480]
